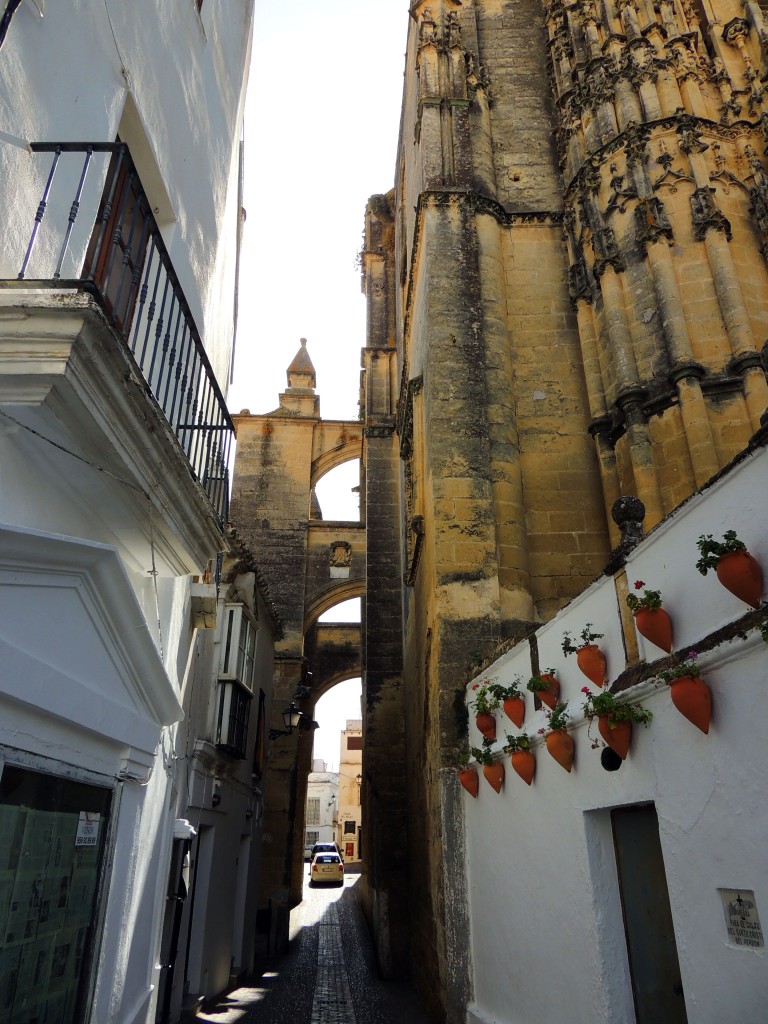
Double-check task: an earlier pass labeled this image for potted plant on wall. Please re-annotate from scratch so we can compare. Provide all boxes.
[471,743,505,793]
[457,750,479,798]
[505,732,536,785]
[468,680,502,742]
[539,701,575,772]
[626,580,673,653]
[496,678,526,729]
[527,668,560,710]
[696,531,763,609]
[581,687,653,759]
[659,652,712,734]
[562,624,606,687]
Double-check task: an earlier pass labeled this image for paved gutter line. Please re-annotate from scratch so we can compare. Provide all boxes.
[310,902,357,1024]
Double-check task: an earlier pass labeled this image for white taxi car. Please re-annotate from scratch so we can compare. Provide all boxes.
[310,851,344,886]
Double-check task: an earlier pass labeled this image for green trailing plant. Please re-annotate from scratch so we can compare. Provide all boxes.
[468,679,502,715]
[527,669,557,693]
[626,580,663,612]
[561,623,603,656]
[695,531,746,575]
[504,732,533,753]
[657,651,701,684]
[581,688,653,725]
[486,678,524,701]
[458,749,471,768]
[538,700,571,733]
[470,743,496,767]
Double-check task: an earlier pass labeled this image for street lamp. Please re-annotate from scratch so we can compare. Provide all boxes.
[269,701,318,740]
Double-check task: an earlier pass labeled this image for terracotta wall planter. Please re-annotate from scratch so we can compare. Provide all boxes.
[670,675,712,734]
[576,644,606,687]
[597,715,632,759]
[716,550,763,609]
[459,767,479,798]
[503,696,525,728]
[545,730,575,772]
[475,712,496,742]
[511,750,535,786]
[634,608,673,653]
[537,674,560,710]
[483,761,505,792]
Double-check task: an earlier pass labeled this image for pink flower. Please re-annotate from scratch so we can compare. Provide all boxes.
[472,683,479,690]
[634,580,645,590]
[687,651,698,660]
[581,686,591,694]
[537,727,546,735]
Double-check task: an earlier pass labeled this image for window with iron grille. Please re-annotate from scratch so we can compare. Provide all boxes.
[306,798,320,826]
[215,681,252,759]
[306,831,319,846]
[344,820,356,834]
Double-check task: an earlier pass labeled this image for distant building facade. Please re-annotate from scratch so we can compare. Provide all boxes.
[304,761,339,855]
[337,721,363,862]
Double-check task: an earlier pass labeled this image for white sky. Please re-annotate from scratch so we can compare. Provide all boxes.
[229,0,408,421]
[233,2,407,767]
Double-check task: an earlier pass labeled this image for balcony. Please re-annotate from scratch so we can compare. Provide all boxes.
[0,142,232,527]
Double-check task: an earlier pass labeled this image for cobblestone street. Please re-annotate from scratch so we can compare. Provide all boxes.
[195,869,430,1024]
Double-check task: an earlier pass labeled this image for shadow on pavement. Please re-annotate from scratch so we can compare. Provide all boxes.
[193,869,430,1024]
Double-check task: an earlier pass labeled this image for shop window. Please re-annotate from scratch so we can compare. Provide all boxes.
[0,765,111,1024]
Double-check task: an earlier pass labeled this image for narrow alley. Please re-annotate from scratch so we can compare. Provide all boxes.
[194,867,430,1024]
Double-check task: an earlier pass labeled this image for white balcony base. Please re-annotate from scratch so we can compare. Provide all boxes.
[0,289,225,576]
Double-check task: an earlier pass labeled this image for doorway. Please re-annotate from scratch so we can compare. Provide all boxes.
[612,804,688,1023]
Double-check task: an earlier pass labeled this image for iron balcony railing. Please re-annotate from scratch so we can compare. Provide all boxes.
[3,142,232,527]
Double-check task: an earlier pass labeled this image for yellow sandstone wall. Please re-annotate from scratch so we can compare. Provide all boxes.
[375,1,768,1019]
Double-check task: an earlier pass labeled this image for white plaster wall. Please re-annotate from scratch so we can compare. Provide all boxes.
[171,580,276,1004]
[463,447,768,1024]
[0,0,253,384]
[0,528,184,1024]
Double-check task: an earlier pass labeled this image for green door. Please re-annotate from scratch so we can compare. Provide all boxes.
[612,804,688,1024]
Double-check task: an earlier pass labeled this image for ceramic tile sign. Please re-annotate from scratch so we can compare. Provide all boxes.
[719,889,764,949]
[75,811,101,848]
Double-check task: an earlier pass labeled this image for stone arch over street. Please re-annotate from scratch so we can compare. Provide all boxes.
[229,334,408,979]
[310,438,363,490]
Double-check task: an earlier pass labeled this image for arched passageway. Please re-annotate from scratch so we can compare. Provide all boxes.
[230,338,407,982]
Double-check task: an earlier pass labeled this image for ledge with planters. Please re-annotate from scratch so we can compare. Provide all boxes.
[459,444,768,1024]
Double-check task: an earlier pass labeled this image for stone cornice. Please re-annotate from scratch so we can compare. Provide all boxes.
[563,114,763,199]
